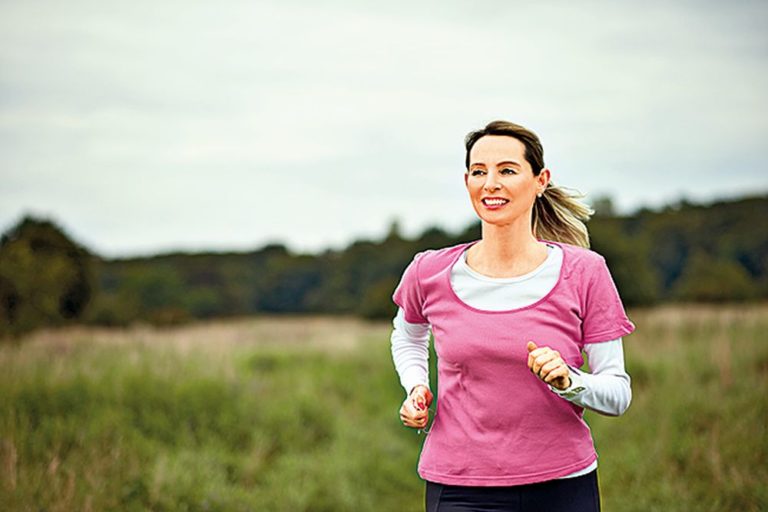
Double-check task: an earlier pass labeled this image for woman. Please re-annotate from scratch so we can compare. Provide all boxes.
[390,120,635,511]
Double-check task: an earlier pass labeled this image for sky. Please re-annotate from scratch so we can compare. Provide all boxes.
[1,0,766,257]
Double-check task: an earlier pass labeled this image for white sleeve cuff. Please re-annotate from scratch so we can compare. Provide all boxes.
[548,366,586,399]
[547,340,632,416]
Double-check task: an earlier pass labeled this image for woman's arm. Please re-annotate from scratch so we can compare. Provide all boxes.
[548,338,632,416]
[390,307,431,396]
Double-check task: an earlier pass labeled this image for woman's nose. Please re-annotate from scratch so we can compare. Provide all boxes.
[483,174,501,192]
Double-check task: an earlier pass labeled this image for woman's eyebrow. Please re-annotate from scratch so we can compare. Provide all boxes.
[469,160,523,168]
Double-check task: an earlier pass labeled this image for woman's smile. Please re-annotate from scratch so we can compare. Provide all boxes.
[481,197,510,209]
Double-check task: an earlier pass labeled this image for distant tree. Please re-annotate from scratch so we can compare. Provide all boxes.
[672,251,758,302]
[257,254,322,313]
[0,276,19,328]
[0,216,94,337]
[455,221,482,243]
[416,226,453,251]
[590,195,616,217]
[385,219,403,242]
[358,277,400,320]
[589,219,660,306]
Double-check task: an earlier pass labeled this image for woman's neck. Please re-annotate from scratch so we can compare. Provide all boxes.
[467,220,548,278]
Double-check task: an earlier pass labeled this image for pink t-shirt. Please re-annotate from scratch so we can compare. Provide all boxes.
[392,239,636,486]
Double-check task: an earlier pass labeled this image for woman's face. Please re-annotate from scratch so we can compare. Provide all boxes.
[465,135,549,227]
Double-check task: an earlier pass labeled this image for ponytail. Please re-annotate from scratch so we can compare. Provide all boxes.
[465,120,594,248]
[533,183,593,248]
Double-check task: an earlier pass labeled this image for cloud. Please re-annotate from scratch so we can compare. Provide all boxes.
[1,0,766,256]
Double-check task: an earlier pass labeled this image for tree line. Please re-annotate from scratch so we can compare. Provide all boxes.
[1,194,766,337]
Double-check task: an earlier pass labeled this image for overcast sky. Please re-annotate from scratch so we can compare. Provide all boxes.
[1,0,766,257]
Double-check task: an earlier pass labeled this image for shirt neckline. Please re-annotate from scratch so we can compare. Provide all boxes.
[456,243,558,283]
[445,239,568,314]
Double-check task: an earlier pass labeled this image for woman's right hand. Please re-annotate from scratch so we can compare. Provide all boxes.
[399,384,434,429]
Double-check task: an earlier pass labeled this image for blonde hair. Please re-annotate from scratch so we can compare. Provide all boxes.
[464,120,594,248]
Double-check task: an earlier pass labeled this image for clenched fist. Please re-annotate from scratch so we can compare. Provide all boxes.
[399,384,433,430]
[527,341,571,390]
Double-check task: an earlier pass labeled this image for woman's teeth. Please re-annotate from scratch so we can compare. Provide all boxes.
[483,198,509,206]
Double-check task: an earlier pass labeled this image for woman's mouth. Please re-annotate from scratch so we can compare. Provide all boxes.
[482,197,509,209]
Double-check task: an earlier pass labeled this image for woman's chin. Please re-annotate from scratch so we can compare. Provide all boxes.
[476,212,529,229]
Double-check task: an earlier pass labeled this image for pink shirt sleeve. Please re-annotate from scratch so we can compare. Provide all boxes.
[392,252,428,324]
[580,255,636,344]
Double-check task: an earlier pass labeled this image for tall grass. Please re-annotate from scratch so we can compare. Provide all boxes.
[592,304,767,511]
[0,306,766,511]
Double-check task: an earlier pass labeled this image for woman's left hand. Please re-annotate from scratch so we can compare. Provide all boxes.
[526,341,571,390]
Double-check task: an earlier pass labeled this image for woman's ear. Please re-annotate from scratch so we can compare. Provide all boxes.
[538,168,551,192]
[464,171,469,187]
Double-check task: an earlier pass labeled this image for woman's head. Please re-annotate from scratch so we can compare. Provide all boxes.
[464,121,545,178]
[463,120,594,248]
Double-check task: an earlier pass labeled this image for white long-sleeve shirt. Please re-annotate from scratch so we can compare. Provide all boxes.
[391,243,633,479]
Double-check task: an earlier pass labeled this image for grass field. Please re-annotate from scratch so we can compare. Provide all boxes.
[1,305,766,511]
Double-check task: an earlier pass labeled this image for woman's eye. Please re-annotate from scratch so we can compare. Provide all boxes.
[470,169,485,176]
[501,168,517,175]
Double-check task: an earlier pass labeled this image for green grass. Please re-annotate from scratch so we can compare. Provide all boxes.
[0,306,766,511]
[590,305,768,511]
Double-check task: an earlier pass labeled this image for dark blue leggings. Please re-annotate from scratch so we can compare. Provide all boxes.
[425,470,600,512]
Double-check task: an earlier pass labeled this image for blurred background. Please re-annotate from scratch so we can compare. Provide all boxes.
[1,0,766,510]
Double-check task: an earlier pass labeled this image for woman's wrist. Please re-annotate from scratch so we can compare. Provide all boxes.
[410,384,430,396]
[552,375,572,390]
[550,368,587,398]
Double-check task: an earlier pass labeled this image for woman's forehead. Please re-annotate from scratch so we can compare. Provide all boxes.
[469,135,526,165]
